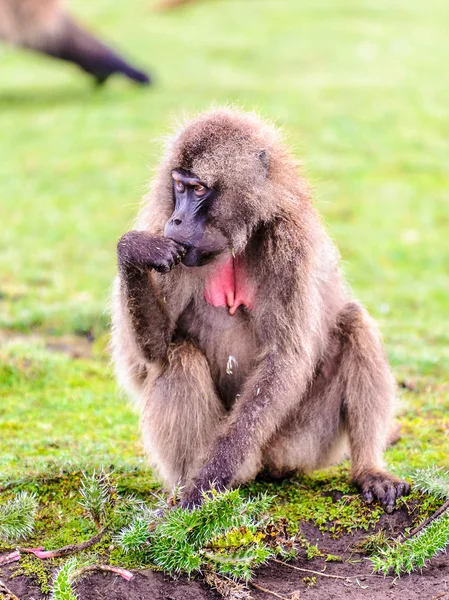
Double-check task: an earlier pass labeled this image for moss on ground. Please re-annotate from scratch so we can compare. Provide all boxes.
[10,555,53,594]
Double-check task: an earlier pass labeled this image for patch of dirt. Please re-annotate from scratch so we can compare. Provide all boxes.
[251,554,448,600]
[2,510,448,599]
[251,509,449,599]
[1,569,221,600]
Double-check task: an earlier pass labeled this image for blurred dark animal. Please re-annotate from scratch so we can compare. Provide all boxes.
[0,0,150,85]
[112,108,410,512]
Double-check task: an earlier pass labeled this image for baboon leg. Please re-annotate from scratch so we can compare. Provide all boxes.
[262,302,410,512]
[336,302,410,511]
[140,340,226,490]
[261,349,348,479]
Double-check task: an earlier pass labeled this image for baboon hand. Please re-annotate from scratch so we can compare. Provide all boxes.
[117,231,186,274]
[181,465,230,510]
[357,470,411,514]
[180,481,226,510]
[180,487,204,510]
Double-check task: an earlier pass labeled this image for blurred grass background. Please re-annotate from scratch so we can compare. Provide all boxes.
[0,0,448,529]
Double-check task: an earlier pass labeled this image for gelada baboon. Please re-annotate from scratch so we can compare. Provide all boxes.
[112,108,410,512]
[0,0,150,85]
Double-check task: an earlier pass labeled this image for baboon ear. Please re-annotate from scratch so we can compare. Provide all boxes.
[256,150,269,177]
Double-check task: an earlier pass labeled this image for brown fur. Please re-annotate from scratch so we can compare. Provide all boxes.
[0,0,149,84]
[112,108,410,511]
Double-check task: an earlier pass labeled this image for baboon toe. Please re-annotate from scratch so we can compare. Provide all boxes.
[358,471,411,513]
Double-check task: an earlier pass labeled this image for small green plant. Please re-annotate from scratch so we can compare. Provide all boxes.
[299,538,323,560]
[302,576,317,587]
[325,553,342,562]
[50,557,83,600]
[79,470,115,529]
[117,514,155,551]
[371,511,449,576]
[371,467,449,576]
[49,555,134,600]
[357,529,389,555]
[0,491,37,541]
[116,488,285,581]
[412,466,449,499]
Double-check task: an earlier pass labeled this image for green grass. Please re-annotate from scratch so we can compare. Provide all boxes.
[0,0,448,583]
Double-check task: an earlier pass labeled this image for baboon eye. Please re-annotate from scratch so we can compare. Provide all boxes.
[175,180,185,193]
[194,184,207,197]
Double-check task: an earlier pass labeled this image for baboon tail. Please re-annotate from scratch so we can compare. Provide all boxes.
[34,15,151,86]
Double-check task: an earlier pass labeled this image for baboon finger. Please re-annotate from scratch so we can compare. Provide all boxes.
[397,482,411,498]
[381,483,398,513]
[363,489,374,503]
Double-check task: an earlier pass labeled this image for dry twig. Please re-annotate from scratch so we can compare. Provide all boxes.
[250,582,291,599]
[20,527,108,559]
[272,558,348,580]
[204,570,252,599]
[272,559,387,584]
[403,499,449,540]
[72,564,133,581]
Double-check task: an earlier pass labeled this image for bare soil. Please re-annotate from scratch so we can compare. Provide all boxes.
[250,512,449,600]
[2,509,448,600]
[1,569,221,600]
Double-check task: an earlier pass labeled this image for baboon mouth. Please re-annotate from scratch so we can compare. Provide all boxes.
[181,247,222,267]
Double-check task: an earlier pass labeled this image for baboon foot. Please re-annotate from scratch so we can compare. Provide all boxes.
[356,469,410,513]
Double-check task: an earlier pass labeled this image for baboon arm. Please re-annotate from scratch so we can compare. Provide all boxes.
[183,347,312,506]
[115,230,189,363]
[118,267,174,363]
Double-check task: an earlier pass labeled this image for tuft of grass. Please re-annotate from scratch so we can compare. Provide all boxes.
[50,557,83,600]
[79,470,116,529]
[0,491,38,541]
[412,467,449,500]
[116,489,277,581]
[371,511,449,576]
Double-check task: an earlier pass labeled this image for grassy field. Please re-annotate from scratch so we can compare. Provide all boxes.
[0,0,448,590]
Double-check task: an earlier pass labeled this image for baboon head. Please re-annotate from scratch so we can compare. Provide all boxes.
[155,109,300,267]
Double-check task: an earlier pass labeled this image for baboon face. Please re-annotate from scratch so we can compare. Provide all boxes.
[163,169,228,267]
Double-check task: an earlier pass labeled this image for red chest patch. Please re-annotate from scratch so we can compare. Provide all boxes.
[204,255,255,315]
